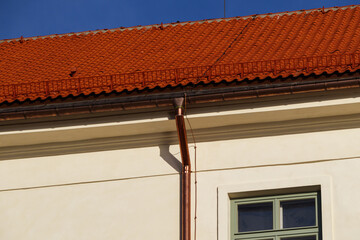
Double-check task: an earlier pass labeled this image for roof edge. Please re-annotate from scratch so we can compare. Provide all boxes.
[1,4,358,43]
[1,71,360,121]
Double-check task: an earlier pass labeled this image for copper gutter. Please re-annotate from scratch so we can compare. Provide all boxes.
[174,97,191,240]
[1,73,360,121]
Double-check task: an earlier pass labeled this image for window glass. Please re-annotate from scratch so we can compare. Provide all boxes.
[252,239,274,240]
[281,235,316,240]
[238,202,273,232]
[231,192,320,240]
[281,199,316,228]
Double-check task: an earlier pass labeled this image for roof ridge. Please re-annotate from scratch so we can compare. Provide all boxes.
[1,4,359,43]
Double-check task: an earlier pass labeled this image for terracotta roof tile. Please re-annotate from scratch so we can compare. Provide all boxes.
[1,5,360,103]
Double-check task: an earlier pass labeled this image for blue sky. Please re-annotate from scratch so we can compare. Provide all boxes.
[0,0,358,40]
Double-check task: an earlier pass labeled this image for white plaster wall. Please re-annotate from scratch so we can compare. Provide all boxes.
[211,158,360,240]
[0,145,181,191]
[196,127,360,170]
[1,118,360,239]
[0,174,180,240]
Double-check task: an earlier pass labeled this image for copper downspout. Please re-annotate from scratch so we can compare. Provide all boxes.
[174,97,191,240]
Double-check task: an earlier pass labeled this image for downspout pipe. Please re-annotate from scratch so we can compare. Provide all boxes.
[174,97,191,240]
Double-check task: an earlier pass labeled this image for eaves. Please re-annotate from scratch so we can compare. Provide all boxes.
[0,70,360,122]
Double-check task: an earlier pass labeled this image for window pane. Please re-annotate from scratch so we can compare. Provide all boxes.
[281,235,316,240]
[281,198,316,228]
[250,239,274,240]
[238,202,273,232]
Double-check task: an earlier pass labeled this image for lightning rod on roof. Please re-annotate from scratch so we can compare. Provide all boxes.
[224,0,226,18]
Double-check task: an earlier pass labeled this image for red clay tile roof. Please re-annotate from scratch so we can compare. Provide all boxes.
[1,5,360,103]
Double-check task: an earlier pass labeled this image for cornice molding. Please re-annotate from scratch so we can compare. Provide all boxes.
[1,112,360,160]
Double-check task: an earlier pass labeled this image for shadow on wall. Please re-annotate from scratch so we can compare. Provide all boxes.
[159,144,183,240]
[4,110,360,161]
[0,131,178,161]
[159,144,182,173]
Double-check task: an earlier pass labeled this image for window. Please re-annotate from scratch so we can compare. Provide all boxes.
[231,192,321,240]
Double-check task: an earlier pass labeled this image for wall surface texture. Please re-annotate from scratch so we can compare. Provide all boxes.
[1,94,359,240]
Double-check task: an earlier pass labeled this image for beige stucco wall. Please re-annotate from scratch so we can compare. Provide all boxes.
[1,94,360,240]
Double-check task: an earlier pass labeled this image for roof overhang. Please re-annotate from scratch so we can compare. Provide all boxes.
[2,71,360,160]
[1,70,360,122]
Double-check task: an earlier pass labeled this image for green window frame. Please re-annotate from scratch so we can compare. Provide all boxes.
[230,192,321,240]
